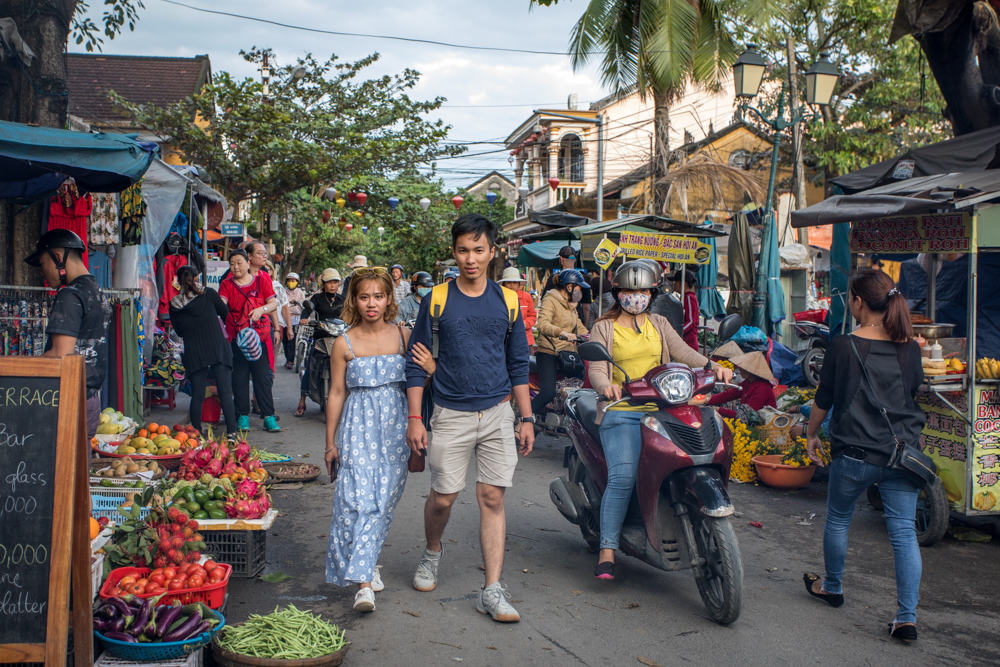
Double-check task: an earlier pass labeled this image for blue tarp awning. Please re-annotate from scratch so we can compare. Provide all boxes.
[0,119,155,199]
[517,240,580,268]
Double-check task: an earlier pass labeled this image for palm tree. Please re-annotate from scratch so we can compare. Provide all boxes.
[538,0,767,178]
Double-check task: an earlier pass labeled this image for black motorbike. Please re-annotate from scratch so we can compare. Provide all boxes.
[793,319,828,388]
[299,301,347,411]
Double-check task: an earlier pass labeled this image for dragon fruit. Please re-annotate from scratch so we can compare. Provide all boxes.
[205,458,223,477]
[193,448,213,467]
[233,441,252,463]
[236,479,259,497]
[214,443,230,461]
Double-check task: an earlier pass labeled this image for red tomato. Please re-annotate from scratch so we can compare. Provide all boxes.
[163,567,177,580]
[174,573,188,585]
[149,573,166,586]
[146,584,165,596]
[187,575,204,589]
[209,567,227,580]
[167,579,184,591]
[151,568,164,577]
[136,578,149,588]
[119,575,137,587]
[202,560,217,572]
[107,586,122,597]
[177,563,191,575]
[188,568,207,581]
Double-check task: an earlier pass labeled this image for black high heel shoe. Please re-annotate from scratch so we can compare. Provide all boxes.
[889,622,917,642]
[803,573,844,607]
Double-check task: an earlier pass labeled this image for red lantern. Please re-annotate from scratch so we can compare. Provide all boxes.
[451,195,464,210]
[548,176,560,191]
[323,210,331,223]
[347,192,357,203]
[355,192,368,207]
[345,223,353,232]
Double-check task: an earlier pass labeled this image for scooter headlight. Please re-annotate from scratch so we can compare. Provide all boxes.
[653,369,694,404]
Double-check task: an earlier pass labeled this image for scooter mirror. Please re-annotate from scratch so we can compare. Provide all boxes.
[302,300,315,316]
[716,314,743,343]
[578,341,613,363]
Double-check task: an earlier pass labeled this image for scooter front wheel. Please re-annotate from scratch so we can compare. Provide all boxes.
[690,515,743,625]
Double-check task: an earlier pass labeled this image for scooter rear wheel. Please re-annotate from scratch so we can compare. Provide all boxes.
[690,515,743,625]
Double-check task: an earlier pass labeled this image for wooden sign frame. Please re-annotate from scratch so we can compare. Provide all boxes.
[0,356,92,667]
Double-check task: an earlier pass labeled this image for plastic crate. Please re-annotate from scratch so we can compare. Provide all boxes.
[96,609,224,661]
[100,564,232,609]
[91,553,105,599]
[92,494,150,524]
[95,649,202,666]
[202,530,266,578]
[90,485,146,502]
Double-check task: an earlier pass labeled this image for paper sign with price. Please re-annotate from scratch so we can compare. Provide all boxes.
[618,231,712,265]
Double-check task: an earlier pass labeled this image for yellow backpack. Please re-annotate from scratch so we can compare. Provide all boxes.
[429,282,520,358]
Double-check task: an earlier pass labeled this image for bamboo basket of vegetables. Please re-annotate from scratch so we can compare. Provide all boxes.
[211,605,348,666]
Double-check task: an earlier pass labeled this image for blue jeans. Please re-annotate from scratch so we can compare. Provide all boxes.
[598,410,644,550]
[800,404,831,435]
[823,456,922,624]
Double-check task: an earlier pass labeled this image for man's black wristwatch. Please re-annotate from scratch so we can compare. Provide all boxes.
[517,415,536,425]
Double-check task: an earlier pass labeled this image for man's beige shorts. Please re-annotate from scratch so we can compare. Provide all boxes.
[428,402,517,494]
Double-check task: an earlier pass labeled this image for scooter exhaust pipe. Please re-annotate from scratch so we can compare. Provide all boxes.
[549,476,581,524]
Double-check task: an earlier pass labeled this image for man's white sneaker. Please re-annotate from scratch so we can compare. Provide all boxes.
[371,566,384,592]
[353,587,375,612]
[477,583,520,623]
[413,548,441,592]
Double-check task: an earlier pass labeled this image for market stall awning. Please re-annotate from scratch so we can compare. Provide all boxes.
[518,240,580,268]
[0,119,155,199]
[791,171,1000,228]
[519,215,727,242]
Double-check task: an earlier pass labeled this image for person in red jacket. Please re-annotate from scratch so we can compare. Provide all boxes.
[670,269,700,351]
[706,351,776,418]
[500,267,536,347]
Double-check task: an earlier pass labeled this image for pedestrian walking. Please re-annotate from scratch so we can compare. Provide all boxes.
[803,270,926,642]
[325,268,421,612]
[340,255,368,297]
[499,267,536,347]
[396,271,434,324]
[24,229,112,440]
[283,273,305,369]
[296,269,345,417]
[218,250,281,433]
[266,261,292,369]
[168,265,238,438]
[532,269,588,418]
[405,213,534,623]
[671,268,700,351]
[390,264,410,304]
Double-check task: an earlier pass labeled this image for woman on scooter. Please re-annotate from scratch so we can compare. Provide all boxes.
[296,269,345,417]
[588,260,732,580]
[803,270,925,642]
[532,269,589,418]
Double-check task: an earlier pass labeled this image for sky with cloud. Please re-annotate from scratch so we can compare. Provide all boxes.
[74,0,612,190]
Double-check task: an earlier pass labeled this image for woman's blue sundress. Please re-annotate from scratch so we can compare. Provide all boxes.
[326,329,410,585]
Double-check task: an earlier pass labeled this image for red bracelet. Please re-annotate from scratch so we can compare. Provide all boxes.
[408,415,422,420]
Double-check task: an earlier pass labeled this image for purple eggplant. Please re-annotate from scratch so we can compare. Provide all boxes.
[143,620,158,641]
[92,617,112,633]
[185,620,211,640]
[161,611,201,643]
[109,616,127,633]
[94,604,118,619]
[102,631,137,643]
[128,598,152,637]
[104,597,132,617]
[154,606,184,638]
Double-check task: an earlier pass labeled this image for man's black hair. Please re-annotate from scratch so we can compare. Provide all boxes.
[451,213,497,248]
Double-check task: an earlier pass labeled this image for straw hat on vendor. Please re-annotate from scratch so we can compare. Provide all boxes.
[705,351,776,418]
[729,351,774,383]
[713,341,744,360]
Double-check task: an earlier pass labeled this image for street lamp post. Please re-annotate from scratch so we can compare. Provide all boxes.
[733,44,839,331]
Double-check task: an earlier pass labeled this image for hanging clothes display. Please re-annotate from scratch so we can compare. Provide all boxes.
[49,180,92,267]
[89,192,120,245]
[143,329,183,387]
[121,299,143,422]
[120,178,146,246]
[157,252,188,319]
[89,249,112,288]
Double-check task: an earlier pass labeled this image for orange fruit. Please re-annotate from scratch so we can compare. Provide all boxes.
[175,433,188,444]
[89,517,100,540]
[147,423,159,433]
[137,429,149,439]
[158,425,169,435]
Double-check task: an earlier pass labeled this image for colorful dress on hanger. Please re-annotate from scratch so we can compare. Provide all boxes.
[89,193,120,246]
[49,180,92,267]
[120,179,146,246]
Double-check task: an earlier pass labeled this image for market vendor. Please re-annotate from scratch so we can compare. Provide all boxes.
[705,351,776,418]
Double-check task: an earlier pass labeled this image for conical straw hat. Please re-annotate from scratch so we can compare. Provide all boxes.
[729,351,774,383]
[714,341,743,359]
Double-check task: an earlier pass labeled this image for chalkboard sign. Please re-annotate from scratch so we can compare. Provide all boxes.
[0,357,91,667]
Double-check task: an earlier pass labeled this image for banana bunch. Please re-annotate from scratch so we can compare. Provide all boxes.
[976,358,1000,379]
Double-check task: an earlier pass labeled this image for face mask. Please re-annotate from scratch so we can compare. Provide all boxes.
[569,287,583,303]
[619,292,650,315]
[286,281,298,289]
[417,287,432,298]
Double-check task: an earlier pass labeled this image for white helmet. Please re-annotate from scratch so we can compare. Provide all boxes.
[613,261,659,291]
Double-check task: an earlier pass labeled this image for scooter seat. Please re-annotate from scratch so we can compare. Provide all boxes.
[574,391,602,442]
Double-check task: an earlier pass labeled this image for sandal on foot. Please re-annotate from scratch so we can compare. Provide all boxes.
[803,573,844,607]
[294,405,306,417]
[888,622,917,642]
[594,561,615,580]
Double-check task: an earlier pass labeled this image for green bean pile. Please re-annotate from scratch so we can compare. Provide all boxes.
[217,606,347,659]
[256,450,291,462]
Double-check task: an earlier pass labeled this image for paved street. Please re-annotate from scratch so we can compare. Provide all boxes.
[206,369,1000,666]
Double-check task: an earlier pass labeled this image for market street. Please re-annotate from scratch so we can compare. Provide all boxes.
[216,370,1000,666]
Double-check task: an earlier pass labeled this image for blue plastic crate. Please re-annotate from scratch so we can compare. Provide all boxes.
[96,609,225,661]
[91,493,150,524]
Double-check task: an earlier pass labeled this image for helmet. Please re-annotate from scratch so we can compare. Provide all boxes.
[24,229,86,267]
[286,272,300,281]
[320,268,342,283]
[444,267,460,280]
[557,269,586,287]
[613,261,659,291]
[411,271,434,288]
[391,264,404,272]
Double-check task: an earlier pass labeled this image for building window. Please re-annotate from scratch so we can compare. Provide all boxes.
[558,134,584,183]
[729,149,751,170]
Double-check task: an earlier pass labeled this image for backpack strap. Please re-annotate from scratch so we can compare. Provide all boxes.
[500,286,519,334]
[429,283,449,359]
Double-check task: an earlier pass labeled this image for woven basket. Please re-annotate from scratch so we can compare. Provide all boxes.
[211,637,348,667]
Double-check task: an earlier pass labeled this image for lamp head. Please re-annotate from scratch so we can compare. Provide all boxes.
[733,44,767,99]
[805,51,840,106]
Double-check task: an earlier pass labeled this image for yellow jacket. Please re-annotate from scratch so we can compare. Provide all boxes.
[536,289,589,355]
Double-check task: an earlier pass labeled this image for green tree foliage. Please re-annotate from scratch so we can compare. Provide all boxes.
[733,0,949,180]
[72,0,145,52]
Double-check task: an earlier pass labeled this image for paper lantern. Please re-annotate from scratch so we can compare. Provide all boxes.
[485,191,497,206]
[548,177,560,191]
[323,210,331,223]
[335,197,346,209]
[354,211,363,218]
[324,187,337,201]
[345,223,353,232]
[356,192,368,207]
[338,217,346,231]
[347,192,357,203]
[388,196,399,210]
[419,197,431,211]
[451,195,464,210]
[361,226,368,234]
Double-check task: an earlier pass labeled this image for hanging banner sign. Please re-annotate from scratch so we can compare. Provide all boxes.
[849,213,971,254]
[592,238,620,269]
[617,231,712,264]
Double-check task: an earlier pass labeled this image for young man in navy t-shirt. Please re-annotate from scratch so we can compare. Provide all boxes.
[405,214,534,623]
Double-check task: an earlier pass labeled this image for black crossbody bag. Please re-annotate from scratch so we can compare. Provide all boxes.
[849,337,937,488]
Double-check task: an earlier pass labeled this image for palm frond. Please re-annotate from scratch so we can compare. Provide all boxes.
[655,153,765,218]
[691,0,739,89]
[647,0,700,92]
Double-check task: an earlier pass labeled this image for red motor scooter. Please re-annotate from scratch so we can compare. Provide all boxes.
[549,314,745,625]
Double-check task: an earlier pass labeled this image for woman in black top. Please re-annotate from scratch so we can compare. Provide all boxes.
[169,266,238,437]
[803,270,925,642]
[296,269,344,417]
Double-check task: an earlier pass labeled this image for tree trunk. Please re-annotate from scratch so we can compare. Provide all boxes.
[653,88,672,215]
[0,0,76,285]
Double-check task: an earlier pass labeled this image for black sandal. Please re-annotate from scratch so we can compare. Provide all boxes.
[803,573,844,607]
[594,561,615,580]
[889,622,917,642]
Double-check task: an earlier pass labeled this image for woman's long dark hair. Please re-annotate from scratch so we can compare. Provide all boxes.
[176,265,204,297]
[849,269,912,342]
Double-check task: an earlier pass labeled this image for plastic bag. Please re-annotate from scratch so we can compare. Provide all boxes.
[237,327,262,361]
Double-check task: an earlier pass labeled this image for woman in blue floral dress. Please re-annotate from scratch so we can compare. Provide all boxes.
[324,269,422,612]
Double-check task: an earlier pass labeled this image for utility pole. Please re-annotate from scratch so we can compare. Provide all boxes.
[787,35,809,246]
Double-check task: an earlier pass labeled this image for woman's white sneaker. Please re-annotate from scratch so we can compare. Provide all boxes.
[353,587,375,612]
[371,566,384,592]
